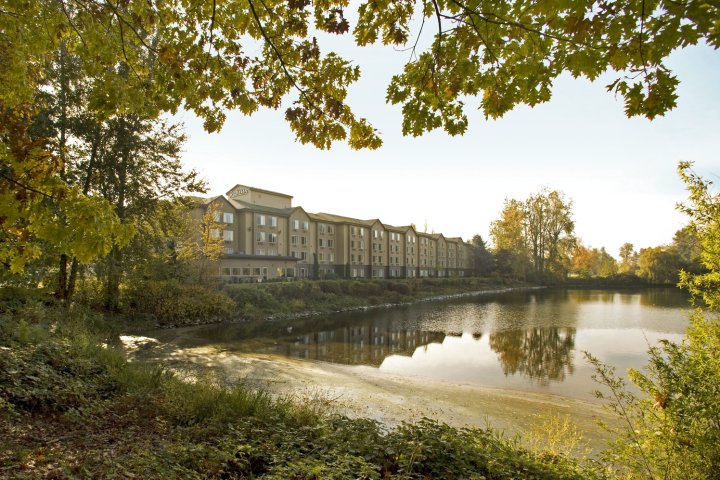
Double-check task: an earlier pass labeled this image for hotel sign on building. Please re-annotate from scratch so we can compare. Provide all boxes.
[190,184,474,282]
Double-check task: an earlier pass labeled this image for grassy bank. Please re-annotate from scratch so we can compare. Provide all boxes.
[0,304,604,479]
[124,276,533,327]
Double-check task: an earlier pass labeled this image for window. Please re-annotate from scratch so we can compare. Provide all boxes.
[351,254,355,262]
[351,226,357,235]
[268,233,277,244]
[268,248,277,256]
[210,228,221,238]
[293,219,300,230]
[327,239,334,248]
[359,228,365,237]
[291,235,299,245]
[242,268,251,275]
[327,225,334,234]
[255,248,265,255]
[358,254,364,263]
[329,253,334,262]
[221,267,231,275]
[286,268,295,277]
[359,240,365,249]
[302,221,309,230]
[319,253,324,261]
[223,212,234,223]
[270,216,277,227]
[232,268,241,275]
[253,268,261,275]
[214,212,222,222]
[300,236,307,245]
[223,230,234,241]
[319,238,325,247]
[256,215,265,226]
[319,224,326,234]
[224,247,234,254]
[256,232,266,242]
[351,240,355,248]
[300,252,307,260]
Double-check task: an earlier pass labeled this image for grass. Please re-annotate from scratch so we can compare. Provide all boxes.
[119,276,531,327]
[0,303,603,479]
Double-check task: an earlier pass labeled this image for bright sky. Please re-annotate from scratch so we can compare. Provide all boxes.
[175,35,720,258]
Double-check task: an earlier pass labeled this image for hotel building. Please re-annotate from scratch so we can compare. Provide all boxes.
[192,184,475,281]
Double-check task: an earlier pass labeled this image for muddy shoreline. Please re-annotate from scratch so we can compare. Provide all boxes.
[129,339,616,453]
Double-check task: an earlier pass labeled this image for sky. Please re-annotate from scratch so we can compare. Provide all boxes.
[174,31,720,258]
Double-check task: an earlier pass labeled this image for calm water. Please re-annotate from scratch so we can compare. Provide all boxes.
[143,288,690,401]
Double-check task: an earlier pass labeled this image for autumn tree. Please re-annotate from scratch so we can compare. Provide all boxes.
[490,189,575,281]
[490,198,530,279]
[524,189,575,278]
[572,243,618,278]
[618,242,639,274]
[178,201,226,285]
[3,0,719,282]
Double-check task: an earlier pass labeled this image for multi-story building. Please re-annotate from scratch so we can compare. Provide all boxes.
[191,184,475,281]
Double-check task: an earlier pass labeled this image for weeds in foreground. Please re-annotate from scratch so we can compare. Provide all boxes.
[0,304,600,479]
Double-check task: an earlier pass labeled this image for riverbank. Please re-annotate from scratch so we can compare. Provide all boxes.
[0,305,602,478]
[130,340,617,454]
[124,276,540,328]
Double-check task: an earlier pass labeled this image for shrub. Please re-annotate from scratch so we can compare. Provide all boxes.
[125,280,235,326]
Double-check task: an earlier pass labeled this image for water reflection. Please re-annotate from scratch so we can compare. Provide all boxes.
[489,328,576,385]
[141,288,690,398]
[261,323,445,367]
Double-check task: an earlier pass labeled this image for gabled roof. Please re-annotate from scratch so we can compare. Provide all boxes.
[367,219,386,230]
[310,212,375,226]
[226,198,295,216]
[385,224,406,233]
[186,195,225,208]
[397,225,418,235]
[226,184,293,199]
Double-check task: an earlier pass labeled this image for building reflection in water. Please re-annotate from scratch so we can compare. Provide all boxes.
[489,327,576,385]
[257,321,445,367]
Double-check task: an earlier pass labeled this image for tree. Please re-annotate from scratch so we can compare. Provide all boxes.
[637,246,682,284]
[470,234,494,276]
[180,202,225,285]
[588,162,720,478]
[4,0,718,281]
[490,189,574,281]
[618,242,639,274]
[524,189,574,278]
[489,198,530,280]
[672,226,703,274]
[571,243,617,278]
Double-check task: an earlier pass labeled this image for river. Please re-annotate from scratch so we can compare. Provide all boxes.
[126,287,690,450]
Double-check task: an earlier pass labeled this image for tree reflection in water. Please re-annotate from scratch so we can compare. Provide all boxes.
[489,327,576,385]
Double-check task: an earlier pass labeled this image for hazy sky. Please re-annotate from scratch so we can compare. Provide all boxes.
[176,35,720,257]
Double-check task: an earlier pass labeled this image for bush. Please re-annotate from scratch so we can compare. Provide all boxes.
[125,280,235,326]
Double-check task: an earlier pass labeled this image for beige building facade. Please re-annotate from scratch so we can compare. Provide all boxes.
[192,185,475,281]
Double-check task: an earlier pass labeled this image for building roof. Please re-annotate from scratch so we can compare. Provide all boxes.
[226,184,293,199]
[185,195,223,207]
[226,198,296,216]
[310,212,376,226]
